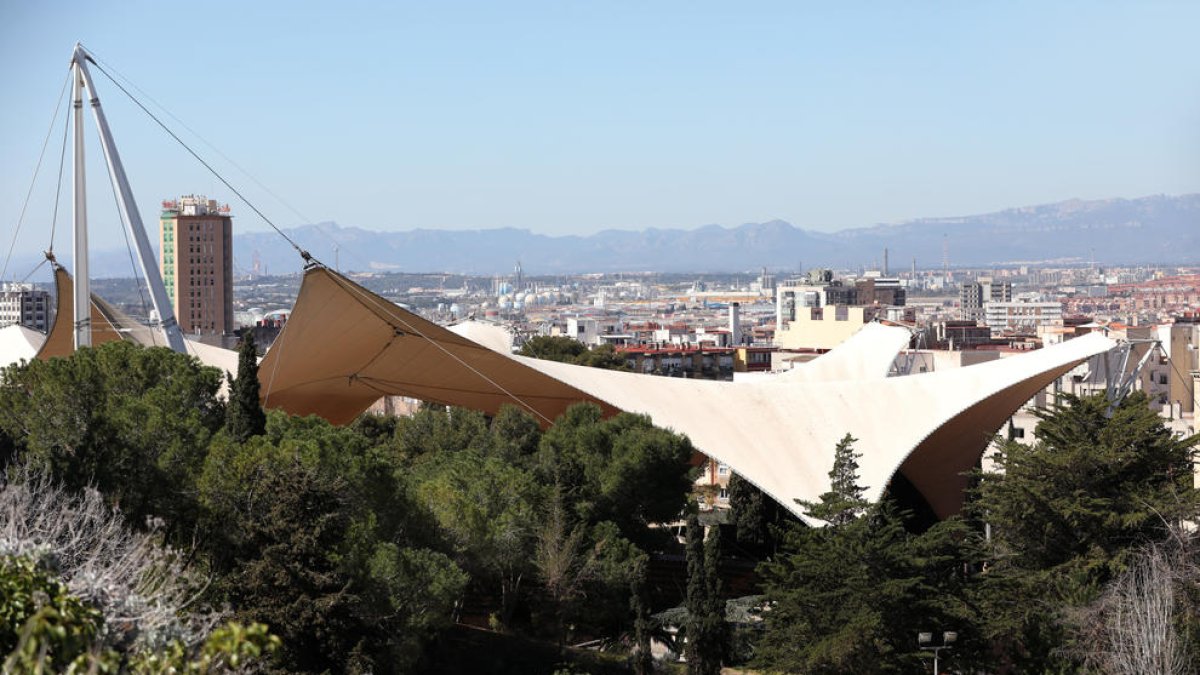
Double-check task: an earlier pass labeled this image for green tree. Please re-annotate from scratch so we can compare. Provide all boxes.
[490,404,543,466]
[219,459,368,673]
[414,446,543,627]
[535,404,695,548]
[225,331,266,444]
[200,412,460,672]
[802,433,868,526]
[756,434,985,674]
[519,335,628,371]
[0,341,223,540]
[1,555,100,666]
[684,513,726,675]
[728,472,789,555]
[630,560,654,675]
[970,392,1200,670]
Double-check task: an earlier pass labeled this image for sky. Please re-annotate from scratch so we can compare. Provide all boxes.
[2,1,1200,262]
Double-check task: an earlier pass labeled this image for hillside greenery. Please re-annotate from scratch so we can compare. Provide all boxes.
[2,341,1197,673]
[0,342,694,672]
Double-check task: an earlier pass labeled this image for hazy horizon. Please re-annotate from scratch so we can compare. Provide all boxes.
[4,2,1200,263]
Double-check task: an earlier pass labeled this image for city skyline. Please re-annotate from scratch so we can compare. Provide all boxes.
[3,2,1200,260]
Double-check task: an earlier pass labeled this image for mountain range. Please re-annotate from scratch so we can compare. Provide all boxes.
[33,193,1200,278]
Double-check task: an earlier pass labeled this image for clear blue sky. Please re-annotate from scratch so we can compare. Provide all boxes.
[3,1,1200,257]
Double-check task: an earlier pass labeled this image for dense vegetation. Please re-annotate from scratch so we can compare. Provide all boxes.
[3,340,1197,673]
[518,335,629,370]
[0,341,694,672]
[754,392,1200,674]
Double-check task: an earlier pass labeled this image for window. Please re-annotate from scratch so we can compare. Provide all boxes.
[1012,427,1025,439]
[717,488,729,502]
[717,463,729,476]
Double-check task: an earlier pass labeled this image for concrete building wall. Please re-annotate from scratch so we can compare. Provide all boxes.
[160,195,234,335]
[0,283,51,331]
[775,306,874,351]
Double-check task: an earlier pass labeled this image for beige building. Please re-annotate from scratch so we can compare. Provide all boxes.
[775,305,878,351]
[160,195,234,335]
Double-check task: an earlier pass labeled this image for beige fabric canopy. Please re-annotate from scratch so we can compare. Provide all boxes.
[29,265,239,376]
[258,268,619,425]
[37,266,128,359]
[261,266,1116,522]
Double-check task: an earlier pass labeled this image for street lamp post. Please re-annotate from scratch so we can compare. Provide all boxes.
[918,630,957,674]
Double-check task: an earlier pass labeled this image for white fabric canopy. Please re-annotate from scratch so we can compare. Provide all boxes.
[260,267,1116,522]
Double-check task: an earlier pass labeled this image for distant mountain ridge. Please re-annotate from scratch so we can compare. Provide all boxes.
[49,193,1200,278]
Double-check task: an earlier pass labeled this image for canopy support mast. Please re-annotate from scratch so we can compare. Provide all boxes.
[71,51,90,349]
[70,44,186,353]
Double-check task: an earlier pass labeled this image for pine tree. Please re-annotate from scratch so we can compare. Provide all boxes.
[970,392,1200,670]
[756,433,985,673]
[729,472,789,555]
[801,433,868,525]
[226,331,266,443]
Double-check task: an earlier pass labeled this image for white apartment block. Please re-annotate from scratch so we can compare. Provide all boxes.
[0,283,51,331]
[984,301,1063,335]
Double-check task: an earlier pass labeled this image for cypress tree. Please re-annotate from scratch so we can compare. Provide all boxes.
[226,331,266,443]
[684,512,725,675]
[702,521,729,670]
[631,560,654,675]
[684,512,706,670]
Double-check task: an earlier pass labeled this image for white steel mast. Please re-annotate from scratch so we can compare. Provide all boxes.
[70,44,186,353]
[71,52,90,349]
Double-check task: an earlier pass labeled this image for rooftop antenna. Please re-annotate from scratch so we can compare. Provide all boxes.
[69,44,185,353]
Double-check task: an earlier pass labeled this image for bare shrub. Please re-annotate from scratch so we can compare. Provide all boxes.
[1077,526,1195,674]
[0,466,220,651]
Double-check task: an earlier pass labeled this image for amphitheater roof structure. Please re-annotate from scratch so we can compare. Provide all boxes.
[258,266,1117,523]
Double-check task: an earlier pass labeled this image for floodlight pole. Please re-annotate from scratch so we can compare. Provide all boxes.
[918,630,956,674]
[70,44,186,353]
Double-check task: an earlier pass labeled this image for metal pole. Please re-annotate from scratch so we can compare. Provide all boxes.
[72,54,91,349]
[71,45,186,353]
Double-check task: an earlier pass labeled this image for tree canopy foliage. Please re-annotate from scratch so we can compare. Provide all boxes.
[10,339,1194,673]
[518,335,629,370]
[750,392,1200,674]
[0,341,696,673]
[225,331,265,444]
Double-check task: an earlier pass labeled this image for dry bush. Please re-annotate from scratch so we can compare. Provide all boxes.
[0,466,220,651]
[1077,526,1195,674]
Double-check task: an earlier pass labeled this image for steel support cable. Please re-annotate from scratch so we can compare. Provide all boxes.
[84,55,312,264]
[18,259,48,284]
[102,162,156,346]
[81,45,372,273]
[325,270,557,425]
[262,315,291,408]
[3,71,72,282]
[47,91,72,257]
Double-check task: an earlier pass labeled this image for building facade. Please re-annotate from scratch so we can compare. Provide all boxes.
[160,195,234,335]
[984,301,1063,335]
[0,283,51,331]
[960,277,1013,321]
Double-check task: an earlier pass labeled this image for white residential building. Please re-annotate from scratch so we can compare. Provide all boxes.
[0,283,51,331]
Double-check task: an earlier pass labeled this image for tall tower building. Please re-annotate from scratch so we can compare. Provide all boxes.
[160,195,233,335]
